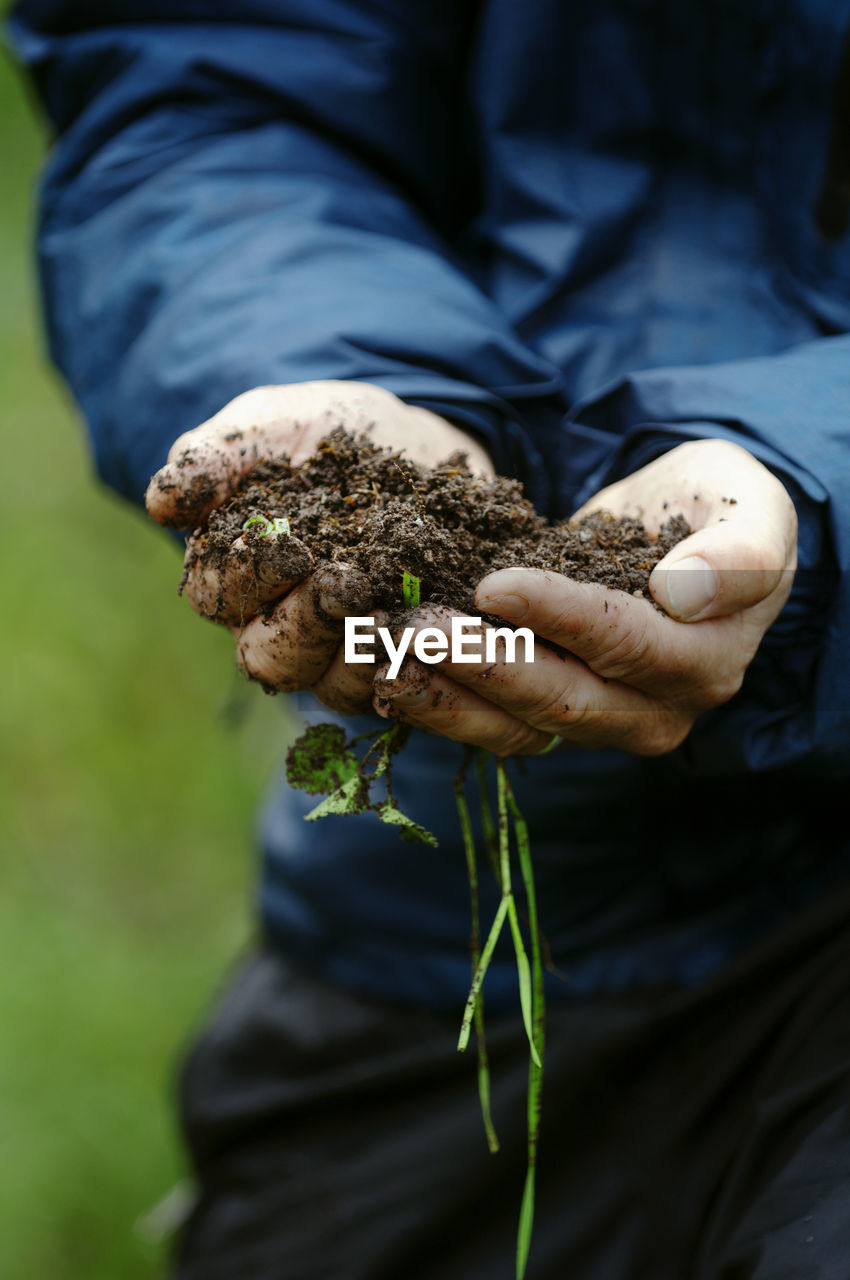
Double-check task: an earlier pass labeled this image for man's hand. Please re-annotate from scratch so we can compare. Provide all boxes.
[371,440,797,756]
[144,381,493,707]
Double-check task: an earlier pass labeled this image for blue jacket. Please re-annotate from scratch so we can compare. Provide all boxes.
[9,0,850,1010]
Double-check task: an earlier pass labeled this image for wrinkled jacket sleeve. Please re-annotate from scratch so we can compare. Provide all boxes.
[559,337,850,777]
[6,1,566,512]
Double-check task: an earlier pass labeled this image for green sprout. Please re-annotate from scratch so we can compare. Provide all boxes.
[285,722,545,1280]
[503,762,545,1280]
[242,514,291,537]
[453,755,545,1279]
[453,758,499,1155]
[402,570,421,608]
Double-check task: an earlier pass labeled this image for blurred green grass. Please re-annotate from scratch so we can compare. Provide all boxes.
[0,52,293,1280]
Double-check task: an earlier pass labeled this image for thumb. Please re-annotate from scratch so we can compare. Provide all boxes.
[650,517,796,621]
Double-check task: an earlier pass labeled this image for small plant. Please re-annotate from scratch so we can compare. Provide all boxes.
[286,669,545,1279]
[402,570,421,608]
[454,752,545,1280]
[242,514,291,537]
[287,720,437,845]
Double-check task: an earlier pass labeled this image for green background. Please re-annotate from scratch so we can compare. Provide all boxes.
[0,49,292,1280]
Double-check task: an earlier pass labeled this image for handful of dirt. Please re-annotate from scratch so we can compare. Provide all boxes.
[187,428,689,618]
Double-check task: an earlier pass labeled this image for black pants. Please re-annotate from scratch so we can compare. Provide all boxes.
[173,884,850,1280]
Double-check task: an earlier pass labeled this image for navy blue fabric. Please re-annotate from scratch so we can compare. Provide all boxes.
[8,0,850,1009]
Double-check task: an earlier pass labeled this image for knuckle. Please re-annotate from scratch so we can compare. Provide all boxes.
[634,711,692,757]
[733,540,782,584]
[522,681,572,724]
[530,685,593,734]
[494,721,541,758]
[541,596,587,645]
[558,696,595,734]
[236,623,297,692]
[702,667,745,708]
[592,615,657,681]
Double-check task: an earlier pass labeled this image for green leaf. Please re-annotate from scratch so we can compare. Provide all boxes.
[374,802,438,846]
[242,515,273,536]
[286,724,358,795]
[516,1166,536,1280]
[305,775,368,820]
[373,723,410,778]
[458,895,510,1052]
[506,899,541,1069]
[402,570,420,608]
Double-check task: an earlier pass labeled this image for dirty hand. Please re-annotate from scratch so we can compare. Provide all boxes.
[371,439,797,756]
[144,381,493,706]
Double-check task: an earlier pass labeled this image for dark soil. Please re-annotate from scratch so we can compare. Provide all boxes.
[186,428,689,620]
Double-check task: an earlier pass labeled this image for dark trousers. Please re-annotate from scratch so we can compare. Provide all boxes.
[173,882,850,1280]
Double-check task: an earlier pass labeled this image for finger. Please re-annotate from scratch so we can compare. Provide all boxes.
[144,384,342,528]
[144,381,493,529]
[233,563,372,693]
[475,569,750,704]
[372,659,554,756]
[649,504,797,621]
[145,419,266,529]
[571,440,797,621]
[312,611,390,714]
[398,610,690,754]
[572,439,786,529]
[181,531,313,626]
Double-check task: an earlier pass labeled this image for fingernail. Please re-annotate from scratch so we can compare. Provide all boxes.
[664,557,716,619]
[318,592,346,618]
[373,678,427,707]
[253,536,312,585]
[483,592,529,620]
[313,565,371,619]
[476,582,530,620]
[373,661,430,705]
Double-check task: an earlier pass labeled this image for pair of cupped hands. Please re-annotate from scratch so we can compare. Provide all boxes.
[145,382,797,757]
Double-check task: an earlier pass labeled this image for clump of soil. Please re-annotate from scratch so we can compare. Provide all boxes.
[188,428,689,618]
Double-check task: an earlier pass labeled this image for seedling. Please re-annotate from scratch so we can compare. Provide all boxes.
[282,567,545,1279]
[285,584,545,1278]
[402,570,420,608]
[286,725,544,1277]
[454,751,544,1279]
[242,514,291,537]
[286,721,436,844]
